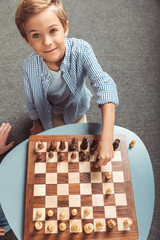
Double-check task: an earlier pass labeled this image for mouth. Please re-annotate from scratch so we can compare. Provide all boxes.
[43,48,57,53]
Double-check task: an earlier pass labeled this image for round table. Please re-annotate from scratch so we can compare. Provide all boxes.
[0,123,155,240]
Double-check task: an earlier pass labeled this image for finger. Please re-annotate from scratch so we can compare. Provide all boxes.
[4,141,15,152]
[3,124,11,137]
[0,123,6,134]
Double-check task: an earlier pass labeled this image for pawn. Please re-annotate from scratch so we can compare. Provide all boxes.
[84,223,94,234]
[84,208,90,216]
[129,140,136,149]
[107,219,116,229]
[48,150,54,158]
[80,137,89,150]
[59,211,66,220]
[35,221,42,231]
[123,218,133,228]
[71,223,80,233]
[47,223,54,232]
[106,187,112,195]
[71,208,77,216]
[37,152,42,161]
[113,139,120,151]
[36,210,43,219]
[47,210,54,217]
[106,172,112,180]
[71,152,76,160]
[96,221,104,230]
[37,140,44,150]
[59,223,66,231]
[59,140,66,150]
[59,152,65,161]
[50,140,56,151]
[81,152,88,161]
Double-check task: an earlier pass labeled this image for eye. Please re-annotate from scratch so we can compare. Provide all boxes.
[50,28,57,34]
[32,33,41,39]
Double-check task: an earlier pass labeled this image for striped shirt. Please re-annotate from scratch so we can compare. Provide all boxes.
[22,37,119,130]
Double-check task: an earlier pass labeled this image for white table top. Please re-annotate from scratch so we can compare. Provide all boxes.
[0,123,155,240]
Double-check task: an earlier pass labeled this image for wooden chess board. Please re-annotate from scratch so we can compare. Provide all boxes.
[24,135,139,240]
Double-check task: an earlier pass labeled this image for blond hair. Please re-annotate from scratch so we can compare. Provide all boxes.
[15,0,68,40]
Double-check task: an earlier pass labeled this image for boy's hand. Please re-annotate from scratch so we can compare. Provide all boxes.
[0,227,5,236]
[29,125,43,135]
[0,123,15,155]
[95,140,114,167]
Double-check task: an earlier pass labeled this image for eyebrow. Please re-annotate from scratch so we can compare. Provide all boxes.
[28,24,59,34]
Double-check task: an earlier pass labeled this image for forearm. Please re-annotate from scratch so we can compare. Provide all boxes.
[30,119,43,135]
[100,102,115,142]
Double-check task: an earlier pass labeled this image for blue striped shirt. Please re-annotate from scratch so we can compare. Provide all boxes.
[22,37,119,130]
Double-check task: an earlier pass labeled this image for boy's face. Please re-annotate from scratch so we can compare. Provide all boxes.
[25,6,69,70]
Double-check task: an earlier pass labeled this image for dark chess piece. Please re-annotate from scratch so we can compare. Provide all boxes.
[48,150,54,158]
[59,141,66,150]
[37,140,44,150]
[81,152,88,161]
[59,153,65,161]
[69,137,78,151]
[90,139,99,155]
[71,152,76,159]
[113,139,120,150]
[80,137,89,150]
[50,140,56,151]
[37,152,42,161]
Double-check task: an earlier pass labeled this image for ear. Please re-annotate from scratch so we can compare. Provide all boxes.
[23,37,32,47]
[64,21,69,37]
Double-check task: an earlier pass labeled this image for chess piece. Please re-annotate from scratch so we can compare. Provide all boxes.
[71,223,80,233]
[80,137,89,150]
[106,187,112,195]
[47,210,54,217]
[47,223,54,232]
[106,172,112,180]
[59,223,66,231]
[81,152,88,161]
[36,210,42,218]
[96,221,104,230]
[59,152,65,161]
[37,152,42,161]
[107,219,116,228]
[50,140,56,151]
[71,152,76,160]
[69,137,78,151]
[59,211,66,219]
[48,150,54,158]
[90,139,99,155]
[35,221,42,230]
[129,140,136,149]
[37,140,44,150]
[71,209,77,216]
[113,139,120,151]
[123,218,133,228]
[84,208,90,216]
[84,223,94,234]
[59,140,66,150]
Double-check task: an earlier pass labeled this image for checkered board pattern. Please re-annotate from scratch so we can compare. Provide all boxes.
[24,135,139,240]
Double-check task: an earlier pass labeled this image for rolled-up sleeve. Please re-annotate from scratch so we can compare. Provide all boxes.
[83,44,119,106]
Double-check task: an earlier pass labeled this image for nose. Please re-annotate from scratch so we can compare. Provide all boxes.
[43,34,52,47]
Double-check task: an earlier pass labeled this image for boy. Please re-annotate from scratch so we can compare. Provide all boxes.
[0,123,14,236]
[15,0,119,167]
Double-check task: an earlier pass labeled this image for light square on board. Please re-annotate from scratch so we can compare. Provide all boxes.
[104,206,117,218]
[45,220,58,234]
[46,196,57,208]
[35,142,47,152]
[91,172,102,183]
[57,162,68,173]
[57,141,68,152]
[46,173,57,184]
[94,218,106,232]
[70,219,82,233]
[46,152,57,162]
[35,162,46,174]
[57,207,69,220]
[102,183,114,194]
[92,194,104,206]
[33,208,45,221]
[112,151,122,162]
[113,171,124,183]
[117,218,131,231]
[80,183,92,195]
[34,184,45,196]
[69,195,81,207]
[115,193,127,206]
[79,162,90,172]
[101,161,112,172]
[68,172,80,183]
[68,152,79,162]
[57,184,69,195]
[81,206,93,219]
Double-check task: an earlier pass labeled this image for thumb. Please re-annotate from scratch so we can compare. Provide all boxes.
[5,141,15,152]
